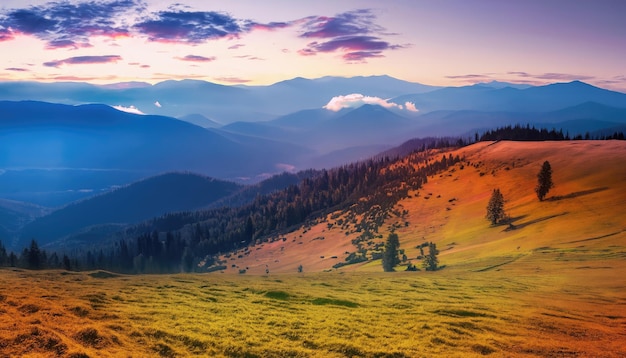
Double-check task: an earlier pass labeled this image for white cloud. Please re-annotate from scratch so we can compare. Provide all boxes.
[154,101,162,108]
[112,105,145,115]
[324,93,409,112]
[275,163,296,172]
[404,101,419,112]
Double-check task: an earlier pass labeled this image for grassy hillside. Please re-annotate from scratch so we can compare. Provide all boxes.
[1,141,624,357]
[221,140,625,274]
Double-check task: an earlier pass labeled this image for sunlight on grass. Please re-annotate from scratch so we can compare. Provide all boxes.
[1,262,625,357]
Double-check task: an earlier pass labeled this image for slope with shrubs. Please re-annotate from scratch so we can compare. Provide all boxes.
[222,140,626,274]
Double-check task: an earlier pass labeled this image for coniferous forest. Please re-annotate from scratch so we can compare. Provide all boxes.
[1,140,462,274]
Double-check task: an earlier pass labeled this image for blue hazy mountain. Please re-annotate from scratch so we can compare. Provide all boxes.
[177,113,222,128]
[474,81,533,89]
[0,101,311,179]
[0,76,439,123]
[19,172,242,248]
[393,81,626,113]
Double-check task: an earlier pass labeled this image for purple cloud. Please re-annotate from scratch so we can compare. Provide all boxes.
[5,67,29,72]
[134,9,245,43]
[176,55,216,62]
[43,55,122,68]
[296,9,404,63]
[228,43,245,50]
[0,0,139,49]
[342,51,384,62]
[299,35,404,62]
[300,9,383,38]
[246,21,292,31]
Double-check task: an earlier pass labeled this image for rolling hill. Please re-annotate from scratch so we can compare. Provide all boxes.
[219,140,626,274]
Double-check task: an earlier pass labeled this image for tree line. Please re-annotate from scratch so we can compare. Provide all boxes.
[478,124,624,142]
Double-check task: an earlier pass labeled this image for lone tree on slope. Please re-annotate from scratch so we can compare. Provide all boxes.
[382,232,400,272]
[535,161,554,201]
[486,188,506,225]
[423,242,439,271]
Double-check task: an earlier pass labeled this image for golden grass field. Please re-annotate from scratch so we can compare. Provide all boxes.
[1,140,625,357]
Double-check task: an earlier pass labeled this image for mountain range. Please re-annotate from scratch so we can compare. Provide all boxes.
[1,76,625,250]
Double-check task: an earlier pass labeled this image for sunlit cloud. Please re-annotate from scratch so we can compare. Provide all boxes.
[112,104,144,115]
[324,93,404,111]
[43,55,122,68]
[154,101,162,108]
[404,102,418,112]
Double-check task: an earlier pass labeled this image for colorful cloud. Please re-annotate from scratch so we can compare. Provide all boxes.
[0,0,138,49]
[297,10,403,62]
[300,9,383,39]
[133,9,245,43]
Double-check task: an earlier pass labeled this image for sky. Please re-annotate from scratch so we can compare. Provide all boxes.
[0,0,624,91]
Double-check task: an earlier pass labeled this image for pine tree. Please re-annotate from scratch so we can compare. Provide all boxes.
[535,161,554,201]
[422,242,439,271]
[27,240,41,270]
[486,188,506,225]
[382,232,400,272]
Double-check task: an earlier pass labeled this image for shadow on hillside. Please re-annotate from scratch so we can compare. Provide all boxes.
[548,187,609,201]
[504,212,568,231]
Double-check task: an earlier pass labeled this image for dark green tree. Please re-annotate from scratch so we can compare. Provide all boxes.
[62,255,71,271]
[535,161,554,201]
[27,240,41,270]
[382,232,400,272]
[422,242,439,271]
[486,188,506,225]
[0,240,7,266]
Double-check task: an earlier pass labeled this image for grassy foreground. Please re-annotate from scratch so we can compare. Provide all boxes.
[1,258,625,357]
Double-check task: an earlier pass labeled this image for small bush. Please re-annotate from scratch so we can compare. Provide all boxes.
[472,344,496,355]
[264,291,290,300]
[153,343,176,357]
[74,328,106,348]
[311,298,358,308]
[18,304,41,314]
